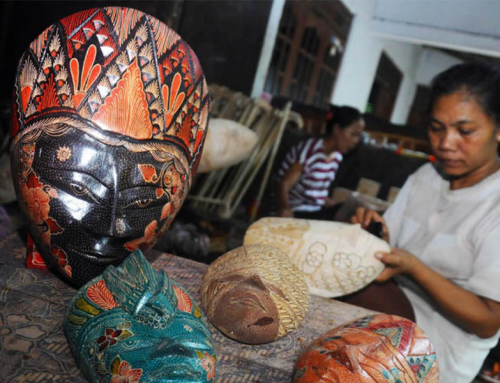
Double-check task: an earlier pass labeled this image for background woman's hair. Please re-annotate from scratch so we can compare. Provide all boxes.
[430,62,500,126]
[325,105,362,135]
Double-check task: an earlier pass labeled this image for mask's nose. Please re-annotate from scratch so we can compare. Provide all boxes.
[109,166,119,236]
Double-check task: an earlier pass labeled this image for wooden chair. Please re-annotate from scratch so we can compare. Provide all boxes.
[188,99,296,221]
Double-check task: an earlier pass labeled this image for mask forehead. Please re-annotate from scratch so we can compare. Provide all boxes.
[12,6,209,168]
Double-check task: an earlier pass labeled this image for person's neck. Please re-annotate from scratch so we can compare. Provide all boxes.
[449,157,500,190]
[323,136,337,155]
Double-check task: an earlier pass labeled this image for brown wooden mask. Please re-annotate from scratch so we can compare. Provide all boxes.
[200,244,310,344]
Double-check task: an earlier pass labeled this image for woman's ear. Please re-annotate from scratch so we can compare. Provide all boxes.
[332,123,341,135]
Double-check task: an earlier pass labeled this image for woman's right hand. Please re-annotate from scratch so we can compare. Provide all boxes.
[351,207,389,242]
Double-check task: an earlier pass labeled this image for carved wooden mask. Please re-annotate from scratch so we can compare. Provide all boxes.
[293,314,439,383]
[200,245,310,344]
[64,250,217,382]
[10,7,209,286]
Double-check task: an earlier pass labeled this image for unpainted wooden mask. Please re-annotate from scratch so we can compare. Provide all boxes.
[200,244,310,344]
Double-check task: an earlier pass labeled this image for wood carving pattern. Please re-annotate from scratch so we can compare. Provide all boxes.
[92,59,153,139]
[294,314,439,383]
[244,218,387,298]
[13,6,209,160]
[11,7,209,287]
[64,250,217,382]
[200,244,310,344]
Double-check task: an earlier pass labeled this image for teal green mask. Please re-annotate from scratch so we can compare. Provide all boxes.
[63,250,217,382]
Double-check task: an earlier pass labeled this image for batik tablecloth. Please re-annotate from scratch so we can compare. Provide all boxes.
[0,232,374,383]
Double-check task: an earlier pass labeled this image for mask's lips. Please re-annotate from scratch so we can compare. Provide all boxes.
[68,245,124,263]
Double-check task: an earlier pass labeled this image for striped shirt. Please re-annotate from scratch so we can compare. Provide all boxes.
[278,138,343,212]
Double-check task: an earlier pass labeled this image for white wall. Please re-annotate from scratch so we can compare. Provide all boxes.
[415,48,463,86]
[386,42,422,123]
[332,0,424,124]
[372,0,500,58]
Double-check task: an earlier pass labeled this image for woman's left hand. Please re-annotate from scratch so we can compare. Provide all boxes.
[374,248,421,282]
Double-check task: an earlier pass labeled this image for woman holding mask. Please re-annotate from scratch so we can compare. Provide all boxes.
[350,62,500,382]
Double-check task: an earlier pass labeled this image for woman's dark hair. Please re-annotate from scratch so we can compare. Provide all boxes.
[430,62,500,126]
[325,105,362,135]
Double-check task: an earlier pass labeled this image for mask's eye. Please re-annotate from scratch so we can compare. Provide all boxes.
[128,199,153,208]
[69,182,100,204]
[137,199,153,208]
[70,183,88,195]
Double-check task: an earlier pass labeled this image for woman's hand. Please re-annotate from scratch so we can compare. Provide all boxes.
[277,163,303,219]
[351,207,390,242]
[278,208,294,218]
[374,248,500,339]
[374,248,421,282]
[323,197,337,208]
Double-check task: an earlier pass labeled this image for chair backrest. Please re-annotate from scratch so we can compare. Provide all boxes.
[208,84,252,121]
[188,96,296,220]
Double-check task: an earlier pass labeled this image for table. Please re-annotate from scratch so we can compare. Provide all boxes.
[0,232,374,383]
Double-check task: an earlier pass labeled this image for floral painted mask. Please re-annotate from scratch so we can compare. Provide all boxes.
[293,314,439,383]
[10,7,209,286]
[64,249,217,382]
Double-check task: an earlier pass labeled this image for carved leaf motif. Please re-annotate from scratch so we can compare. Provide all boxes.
[138,164,157,183]
[86,280,118,310]
[124,220,158,252]
[70,45,102,108]
[162,72,185,129]
[75,297,101,315]
[160,202,172,221]
[156,187,164,199]
[46,218,63,234]
[111,356,121,375]
[27,171,43,189]
[119,330,133,340]
[173,284,192,313]
[68,314,88,326]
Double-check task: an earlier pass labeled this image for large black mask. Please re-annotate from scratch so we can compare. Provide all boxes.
[10,7,209,287]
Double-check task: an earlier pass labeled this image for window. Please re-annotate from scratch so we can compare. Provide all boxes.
[265,0,352,108]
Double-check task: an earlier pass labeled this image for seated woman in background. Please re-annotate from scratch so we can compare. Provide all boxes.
[277,105,364,219]
[350,62,500,383]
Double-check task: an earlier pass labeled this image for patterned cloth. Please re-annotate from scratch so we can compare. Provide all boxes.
[278,138,342,212]
[0,233,374,383]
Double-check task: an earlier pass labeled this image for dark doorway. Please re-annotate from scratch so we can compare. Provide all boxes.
[366,52,403,120]
[407,85,431,129]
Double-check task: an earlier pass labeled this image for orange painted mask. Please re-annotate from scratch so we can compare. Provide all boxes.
[293,314,439,383]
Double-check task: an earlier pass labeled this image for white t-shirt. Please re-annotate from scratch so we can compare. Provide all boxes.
[384,163,500,383]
